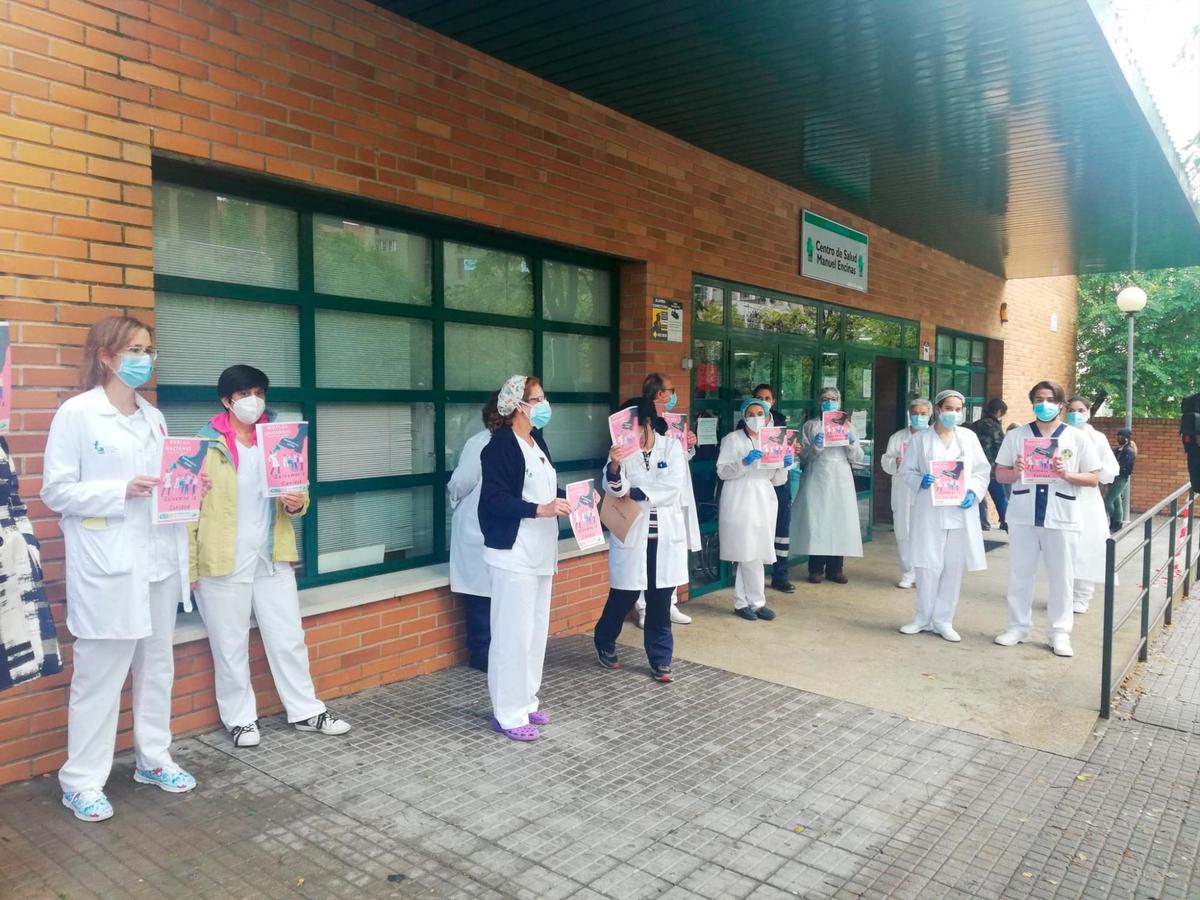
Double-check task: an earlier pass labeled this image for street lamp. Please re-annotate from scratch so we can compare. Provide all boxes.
[1115,285,1147,432]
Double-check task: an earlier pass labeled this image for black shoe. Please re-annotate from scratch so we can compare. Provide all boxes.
[770,578,795,594]
[734,607,758,621]
[595,643,620,669]
[756,606,777,621]
[999,522,1008,532]
[650,664,673,683]
[981,522,991,531]
[807,573,824,584]
[828,572,848,585]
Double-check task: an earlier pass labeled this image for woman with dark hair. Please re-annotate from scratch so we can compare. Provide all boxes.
[448,391,501,671]
[43,316,196,822]
[479,375,571,741]
[191,364,349,748]
[1064,395,1119,613]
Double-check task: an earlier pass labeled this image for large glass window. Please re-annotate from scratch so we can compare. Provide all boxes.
[934,329,989,420]
[154,172,616,587]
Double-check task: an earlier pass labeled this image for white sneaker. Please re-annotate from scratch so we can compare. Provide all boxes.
[935,625,961,643]
[670,607,692,625]
[636,611,645,630]
[295,711,351,735]
[1072,600,1089,614]
[897,576,916,589]
[898,622,926,635]
[231,721,260,748]
[1051,635,1074,657]
[994,628,1029,646]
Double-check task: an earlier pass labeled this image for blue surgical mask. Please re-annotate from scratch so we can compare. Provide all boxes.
[909,414,929,430]
[938,411,961,429]
[664,392,678,412]
[820,399,840,413]
[1066,410,1088,428]
[116,353,153,389]
[1033,401,1060,422]
[526,400,552,429]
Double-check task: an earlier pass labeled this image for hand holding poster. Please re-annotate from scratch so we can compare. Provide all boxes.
[930,459,967,507]
[662,412,687,448]
[0,322,10,434]
[608,407,640,457]
[1021,437,1059,484]
[153,437,209,524]
[759,426,787,468]
[566,479,605,550]
[822,410,851,447]
[257,421,310,496]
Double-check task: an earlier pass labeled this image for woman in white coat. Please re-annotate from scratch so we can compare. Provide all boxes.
[594,398,688,681]
[448,392,500,671]
[897,390,990,642]
[794,387,864,584]
[42,316,198,823]
[880,397,932,589]
[717,398,791,621]
[1065,396,1120,614]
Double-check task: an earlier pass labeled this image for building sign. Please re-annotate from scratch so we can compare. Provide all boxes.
[801,210,868,292]
[651,297,683,342]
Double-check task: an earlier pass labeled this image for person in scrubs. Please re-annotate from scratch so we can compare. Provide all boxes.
[794,386,864,584]
[448,392,501,671]
[42,316,198,823]
[594,397,689,681]
[478,375,571,741]
[717,398,791,621]
[897,390,990,642]
[880,397,932,589]
[191,365,349,749]
[1064,396,1119,613]
[753,383,798,593]
[993,381,1102,657]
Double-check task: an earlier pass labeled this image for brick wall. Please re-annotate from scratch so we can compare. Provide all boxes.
[0,0,1077,785]
[1091,417,1190,513]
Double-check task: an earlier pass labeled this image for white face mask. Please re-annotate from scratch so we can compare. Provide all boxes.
[230,395,265,425]
[744,415,766,432]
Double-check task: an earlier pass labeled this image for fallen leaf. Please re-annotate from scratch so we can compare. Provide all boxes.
[921,672,937,681]
[1023,872,1034,879]
[1075,773,1093,781]
[794,826,807,833]
[295,878,304,887]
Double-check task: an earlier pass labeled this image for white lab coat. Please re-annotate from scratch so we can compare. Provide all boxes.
[717,428,786,563]
[41,387,190,640]
[605,433,689,590]
[880,427,920,542]
[899,425,990,572]
[680,445,702,552]
[1074,423,1120,584]
[448,428,491,597]
[794,418,865,557]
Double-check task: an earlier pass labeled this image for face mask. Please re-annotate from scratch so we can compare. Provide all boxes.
[820,399,840,413]
[526,400,552,429]
[755,397,773,414]
[230,395,266,425]
[664,392,678,412]
[1066,410,1088,427]
[1033,401,1060,422]
[115,353,153,389]
[909,414,929,430]
[744,415,765,432]
[938,411,961,428]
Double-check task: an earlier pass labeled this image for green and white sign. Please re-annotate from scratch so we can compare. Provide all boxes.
[801,210,868,292]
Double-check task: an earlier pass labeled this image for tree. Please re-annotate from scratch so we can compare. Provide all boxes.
[1076,268,1200,418]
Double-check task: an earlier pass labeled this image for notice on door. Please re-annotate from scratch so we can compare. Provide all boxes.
[651,297,683,342]
[801,210,868,293]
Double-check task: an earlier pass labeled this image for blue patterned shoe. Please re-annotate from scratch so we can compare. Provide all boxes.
[62,789,114,822]
[133,764,196,794]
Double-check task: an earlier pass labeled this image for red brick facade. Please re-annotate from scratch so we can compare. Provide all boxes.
[1091,417,1191,514]
[0,0,1077,784]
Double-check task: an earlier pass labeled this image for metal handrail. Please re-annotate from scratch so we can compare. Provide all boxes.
[1100,482,1199,717]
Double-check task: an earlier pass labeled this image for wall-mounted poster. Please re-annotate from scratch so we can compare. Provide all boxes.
[651,297,683,342]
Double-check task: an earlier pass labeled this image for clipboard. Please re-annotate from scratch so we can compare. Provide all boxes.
[599,493,643,543]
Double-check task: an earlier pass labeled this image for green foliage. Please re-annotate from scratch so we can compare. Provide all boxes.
[1076,268,1200,417]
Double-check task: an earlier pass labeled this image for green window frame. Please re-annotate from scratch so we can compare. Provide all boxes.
[933,328,989,420]
[151,159,618,589]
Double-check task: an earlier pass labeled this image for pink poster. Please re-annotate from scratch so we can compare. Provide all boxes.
[256,421,310,496]
[153,437,209,524]
[784,429,798,457]
[1021,437,1059,485]
[566,478,605,550]
[0,322,10,434]
[662,412,687,448]
[608,407,640,457]
[759,426,787,468]
[822,410,851,447]
[930,459,967,507]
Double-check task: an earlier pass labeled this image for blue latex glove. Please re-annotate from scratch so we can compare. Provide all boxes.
[848,432,857,444]
[783,453,794,468]
[959,489,976,509]
[812,433,824,449]
[742,449,763,466]
[629,487,648,502]
[920,473,935,490]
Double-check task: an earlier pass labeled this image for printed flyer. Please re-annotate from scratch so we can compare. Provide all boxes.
[1021,437,1059,484]
[608,407,640,457]
[153,438,209,524]
[759,426,788,468]
[930,459,967,507]
[662,412,687,449]
[822,410,852,447]
[566,479,605,550]
[257,421,310,496]
[784,429,798,459]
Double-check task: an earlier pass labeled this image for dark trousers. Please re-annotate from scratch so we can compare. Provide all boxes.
[460,593,491,669]
[594,540,673,669]
[772,482,791,580]
[808,554,844,576]
[979,478,1008,527]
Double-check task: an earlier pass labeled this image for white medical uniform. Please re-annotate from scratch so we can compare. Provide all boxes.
[995,422,1102,639]
[484,435,559,730]
[41,387,190,793]
[1071,423,1120,608]
[195,439,323,730]
[636,443,701,615]
[448,429,492,598]
[899,426,990,630]
[717,428,787,611]
[606,435,689,590]
[794,418,865,558]
[881,427,920,581]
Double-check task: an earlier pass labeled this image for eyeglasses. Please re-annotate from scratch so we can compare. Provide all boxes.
[124,346,158,361]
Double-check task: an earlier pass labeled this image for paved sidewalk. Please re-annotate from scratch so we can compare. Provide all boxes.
[4,590,1200,899]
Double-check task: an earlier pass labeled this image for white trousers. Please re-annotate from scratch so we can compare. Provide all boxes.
[1073,579,1095,605]
[196,566,324,728]
[635,589,678,613]
[732,562,766,611]
[59,576,179,793]
[897,537,914,581]
[488,569,552,730]
[913,529,968,629]
[1006,525,1076,639]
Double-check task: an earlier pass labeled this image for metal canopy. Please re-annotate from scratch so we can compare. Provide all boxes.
[377,0,1200,278]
